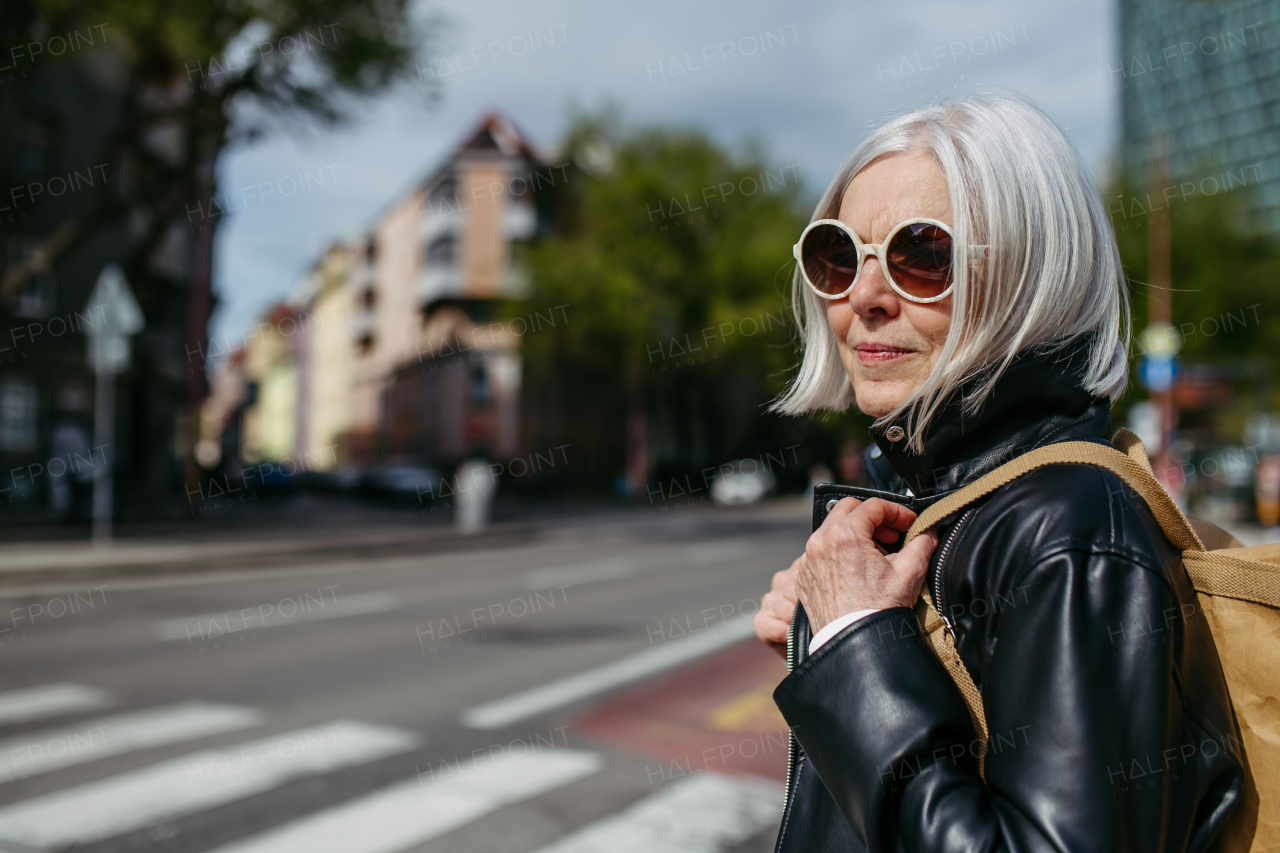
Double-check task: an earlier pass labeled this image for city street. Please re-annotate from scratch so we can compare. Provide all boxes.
[0,501,809,853]
[3,1,1277,850]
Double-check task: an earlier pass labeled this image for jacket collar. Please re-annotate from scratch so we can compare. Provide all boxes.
[869,340,1113,499]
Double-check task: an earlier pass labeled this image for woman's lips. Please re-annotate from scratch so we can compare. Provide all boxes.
[854,343,916,363]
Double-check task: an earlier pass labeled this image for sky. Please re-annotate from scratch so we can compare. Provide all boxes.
[207,0,1118,353]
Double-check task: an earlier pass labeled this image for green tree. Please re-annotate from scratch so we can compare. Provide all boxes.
[0,0,439,499]
[1107,175,1280,440]
[2,0,436,301]
[513,112,856,498]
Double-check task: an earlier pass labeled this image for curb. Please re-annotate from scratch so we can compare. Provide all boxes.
[0,525,541,587]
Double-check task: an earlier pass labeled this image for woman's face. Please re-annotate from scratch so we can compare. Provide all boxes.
[826,152,953,419]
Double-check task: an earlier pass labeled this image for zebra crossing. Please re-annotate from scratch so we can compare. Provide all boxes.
[0,682,782,852]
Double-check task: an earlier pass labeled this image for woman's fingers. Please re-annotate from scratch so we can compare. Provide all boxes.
[845,497,919,540]
[753,600,792,654]
[753,607,790,644]
[821,497,862,525]
[772,557,802,595]
[887,528,939,575]
[872,525,902,545]
[760,588,790,620]
[755,554,806,652]
[798,499,942,627]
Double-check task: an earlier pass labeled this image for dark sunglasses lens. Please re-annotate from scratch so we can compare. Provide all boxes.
[886,223,953,299]
[801,224,860,295]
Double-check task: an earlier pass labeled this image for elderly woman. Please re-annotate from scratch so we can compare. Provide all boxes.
[754,94,1244,852]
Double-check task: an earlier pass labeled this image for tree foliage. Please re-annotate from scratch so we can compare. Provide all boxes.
[512,112,856,493]
[1,0,436,300]
[1107,176,1280,432]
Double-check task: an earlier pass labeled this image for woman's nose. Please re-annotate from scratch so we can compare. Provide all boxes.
[847,255,900,318]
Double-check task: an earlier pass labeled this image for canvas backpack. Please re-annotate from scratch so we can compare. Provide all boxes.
[906,428,1280,851]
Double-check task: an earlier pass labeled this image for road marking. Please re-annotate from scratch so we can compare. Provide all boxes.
[204,749,604,853]
[461,615,757,729]
[154,591,399,641]
[529,772,781,852]
[523,558,634,590]
[0,533,555,597]
[0,684,112,726]
[685,541,753,566]
[0,720,419,848]
[0,702,264,783]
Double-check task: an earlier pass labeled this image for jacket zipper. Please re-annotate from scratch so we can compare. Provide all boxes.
[780,603,801,818]
[931,509,973,640]
[779,502,968,835]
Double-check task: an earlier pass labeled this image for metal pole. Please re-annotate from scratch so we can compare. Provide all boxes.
[92,367,114,546]
[1147,134,1179,493]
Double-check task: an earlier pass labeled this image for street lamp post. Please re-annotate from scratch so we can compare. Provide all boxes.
[1141,135,1183,499]
[85,265,144,546]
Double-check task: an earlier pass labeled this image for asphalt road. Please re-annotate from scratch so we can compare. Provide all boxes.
[0,501,811,853]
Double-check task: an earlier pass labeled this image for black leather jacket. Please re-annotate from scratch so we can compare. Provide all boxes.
[772,343,1245,853]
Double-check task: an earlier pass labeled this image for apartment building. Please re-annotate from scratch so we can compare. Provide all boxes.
[207,112,548,477]
[347,112,542,466]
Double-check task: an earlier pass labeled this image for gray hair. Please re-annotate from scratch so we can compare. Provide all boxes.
[773,92,1130,452]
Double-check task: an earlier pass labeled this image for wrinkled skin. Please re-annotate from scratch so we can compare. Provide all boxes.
[756,151,953,650]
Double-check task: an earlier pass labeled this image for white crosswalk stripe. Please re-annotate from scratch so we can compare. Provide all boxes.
[523,558,635,589]
[0,719,419,849]
[0,683,113,725]
[0,683,777,853]
[461,616,757,729]
[0,702,264,783]
[205,749,605,853]
[154,591,399,641]
[528,772,782,853]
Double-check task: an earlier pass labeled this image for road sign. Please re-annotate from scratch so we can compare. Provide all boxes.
[1138,322,1182,358]
[1139,354,1178,393]
[84,264,143,546]
[84,265,144,374]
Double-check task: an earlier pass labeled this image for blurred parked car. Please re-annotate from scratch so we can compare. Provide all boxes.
[1187,446,1258,524]
[711,460,777,506]
[363,464,442,502]
[322,466,365,492]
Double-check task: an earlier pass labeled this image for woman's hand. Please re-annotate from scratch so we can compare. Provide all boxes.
[754,555,804,659]
[796,497,939,633]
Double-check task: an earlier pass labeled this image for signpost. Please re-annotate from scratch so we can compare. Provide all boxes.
[84,265,144,546]
[1138,322,1181,400]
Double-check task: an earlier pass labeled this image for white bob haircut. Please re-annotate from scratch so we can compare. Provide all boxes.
[773,92,1130,452]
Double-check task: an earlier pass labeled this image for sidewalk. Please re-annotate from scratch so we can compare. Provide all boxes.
[1219,522,1280,548]
[0,521,540,585]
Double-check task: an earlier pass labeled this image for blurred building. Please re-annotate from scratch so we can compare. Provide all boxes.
[299,244,353,466]
[204,113,548,478]
[1117,0,1280,234]
[0,33,211,524]
[348,113,538,466]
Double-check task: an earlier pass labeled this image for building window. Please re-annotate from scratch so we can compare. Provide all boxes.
[16,272,56,319]
[470,366,491,407]
[426,235,456,267]
[0,378,39,452]
[428,176,457,209]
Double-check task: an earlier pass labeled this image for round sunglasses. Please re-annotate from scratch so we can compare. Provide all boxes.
[793,218,990,304]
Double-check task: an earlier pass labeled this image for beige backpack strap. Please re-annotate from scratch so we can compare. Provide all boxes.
[905,430,1205,553]
[903,429,1215,777]
[1183,550,1280,608]
[916,589,990,778]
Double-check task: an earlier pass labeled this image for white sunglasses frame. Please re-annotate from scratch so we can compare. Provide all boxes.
[792,217,990,304]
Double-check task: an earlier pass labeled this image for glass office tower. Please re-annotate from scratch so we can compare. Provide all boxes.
[1117,0,1280,234]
